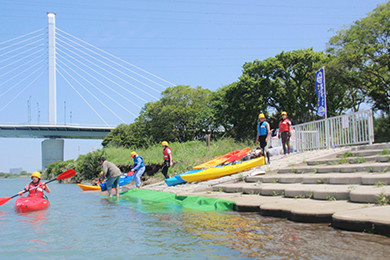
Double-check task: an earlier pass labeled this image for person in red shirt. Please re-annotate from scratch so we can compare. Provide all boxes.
[278,111,292,155]
[161,141,173,179]
[18,171,50,198]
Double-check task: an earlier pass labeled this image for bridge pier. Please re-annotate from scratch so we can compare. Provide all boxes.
[42,139,64,170]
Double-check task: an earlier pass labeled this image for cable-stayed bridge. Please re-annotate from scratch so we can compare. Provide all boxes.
[0,13,174,169]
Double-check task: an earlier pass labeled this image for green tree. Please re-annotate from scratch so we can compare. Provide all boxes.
[140,85,214,143]
[327,2,390,113]
[212,48,364,140]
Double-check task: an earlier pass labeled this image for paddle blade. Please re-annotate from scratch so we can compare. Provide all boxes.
[0,197,12,206]
[56,169,76,180]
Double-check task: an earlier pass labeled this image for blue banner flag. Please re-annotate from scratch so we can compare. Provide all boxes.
[315,67,327,117]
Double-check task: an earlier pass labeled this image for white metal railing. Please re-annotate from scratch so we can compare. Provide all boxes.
[294,110,374,152]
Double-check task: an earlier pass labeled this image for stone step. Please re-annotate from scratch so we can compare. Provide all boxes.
[352,143,390,151]
[277,163,390,174]
[259,198,371,223]
[349,186,390,203]
[183,189,390,236]
[246,173,390,185]
[332,206,390,236]
[336,149,384,158]
[306,155,390,165]
[213,182,390,203]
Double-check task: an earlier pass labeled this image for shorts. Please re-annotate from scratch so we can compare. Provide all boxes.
[258,135,269,152]
[106,176,120,190]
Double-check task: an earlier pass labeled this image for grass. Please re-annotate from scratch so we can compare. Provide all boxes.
[104,138,251,175]
[380,148,389,155]
[376,193,389,205]
[342,151,354,158]
[374,181,385,188]
[316,179,327,184]
[327,194,336,201]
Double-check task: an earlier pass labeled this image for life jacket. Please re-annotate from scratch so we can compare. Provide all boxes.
[163,146,172,160]
[258,121,269,136]
[25,181,45,198]
[133,155,145,169]
[279,119,291,133]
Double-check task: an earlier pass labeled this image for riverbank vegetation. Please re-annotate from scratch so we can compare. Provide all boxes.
[44,138,251,183]
[0,171,29,179]
[45,2,390,183]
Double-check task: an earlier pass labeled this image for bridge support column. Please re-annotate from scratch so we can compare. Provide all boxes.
[42,139,64,170]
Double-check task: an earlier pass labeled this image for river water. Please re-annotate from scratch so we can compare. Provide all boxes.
[1,178,390,260]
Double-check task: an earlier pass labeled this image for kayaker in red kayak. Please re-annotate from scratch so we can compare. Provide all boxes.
[18,171,51,198]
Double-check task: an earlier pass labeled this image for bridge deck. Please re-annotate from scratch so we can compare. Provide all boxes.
[0,124,114,139]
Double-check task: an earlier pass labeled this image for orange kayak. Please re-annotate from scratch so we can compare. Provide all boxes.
[192,148,251,170]
[77,184,101,191]
[225,148,251,163]
[183,157,265,183]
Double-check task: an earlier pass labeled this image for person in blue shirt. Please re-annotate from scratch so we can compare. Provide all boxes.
[255,113,271,164]
[130,151,146,188]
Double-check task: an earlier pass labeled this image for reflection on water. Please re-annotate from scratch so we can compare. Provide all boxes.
[150,211,390,259]
[1,179,390,259]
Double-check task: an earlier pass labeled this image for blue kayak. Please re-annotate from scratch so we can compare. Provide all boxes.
[165,169,204,186]
[100,174,134,191]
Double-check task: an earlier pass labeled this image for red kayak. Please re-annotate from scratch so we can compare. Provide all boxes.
[15,197,49,213]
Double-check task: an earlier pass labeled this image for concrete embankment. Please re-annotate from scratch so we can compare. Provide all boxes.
[143,143,390,237]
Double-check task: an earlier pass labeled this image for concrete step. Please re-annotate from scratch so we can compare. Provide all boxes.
[332,206,390,236]
[186,191,390,236]
[259,198,371,223]
[336,149,384,158]
[246,172,390,185]
[277,163,390,174]
[306,155,390,165]
[349,186,390,203]
[351,143,390,151]
[213,182,390,203]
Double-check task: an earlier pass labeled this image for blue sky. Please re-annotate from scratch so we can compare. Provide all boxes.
[0,0,386,172]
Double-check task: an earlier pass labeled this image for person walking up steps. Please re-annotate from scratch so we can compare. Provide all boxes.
[278,111,292,155]
[130,151,146,188]
[255,113,271,164]
[161,141,173,179]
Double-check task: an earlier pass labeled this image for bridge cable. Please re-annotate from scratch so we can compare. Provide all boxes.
[56,28,175,87]
[0,28,45,47]
[57,52,142,112]
[1,42,45,64]
[56,43,150,102]
[0,64,45,98]
[56,32,162,95]
[57,69,110,126]
[0,71,44,113]
[0,48,44,70]
[57,64,126,124]
[57,57,139,117]
[0,34,45,55]
[0,54,44,80]
[56,49,144,108]
[56,39,159,101]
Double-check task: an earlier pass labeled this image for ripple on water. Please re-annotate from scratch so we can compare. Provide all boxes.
[1,179,390,259]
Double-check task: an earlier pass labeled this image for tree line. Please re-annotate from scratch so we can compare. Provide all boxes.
[103,2,390,148]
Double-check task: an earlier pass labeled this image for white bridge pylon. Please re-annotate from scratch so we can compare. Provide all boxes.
[0,13,175,169]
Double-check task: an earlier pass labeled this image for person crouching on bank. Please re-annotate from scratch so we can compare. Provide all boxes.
[130,151,146,188]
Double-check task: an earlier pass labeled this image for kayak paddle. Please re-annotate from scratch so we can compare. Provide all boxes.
[0,169,76,206]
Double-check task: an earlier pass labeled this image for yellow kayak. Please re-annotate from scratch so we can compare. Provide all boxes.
[193,148,251,169]
[77,184,101,191]
[182,157,265,183]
